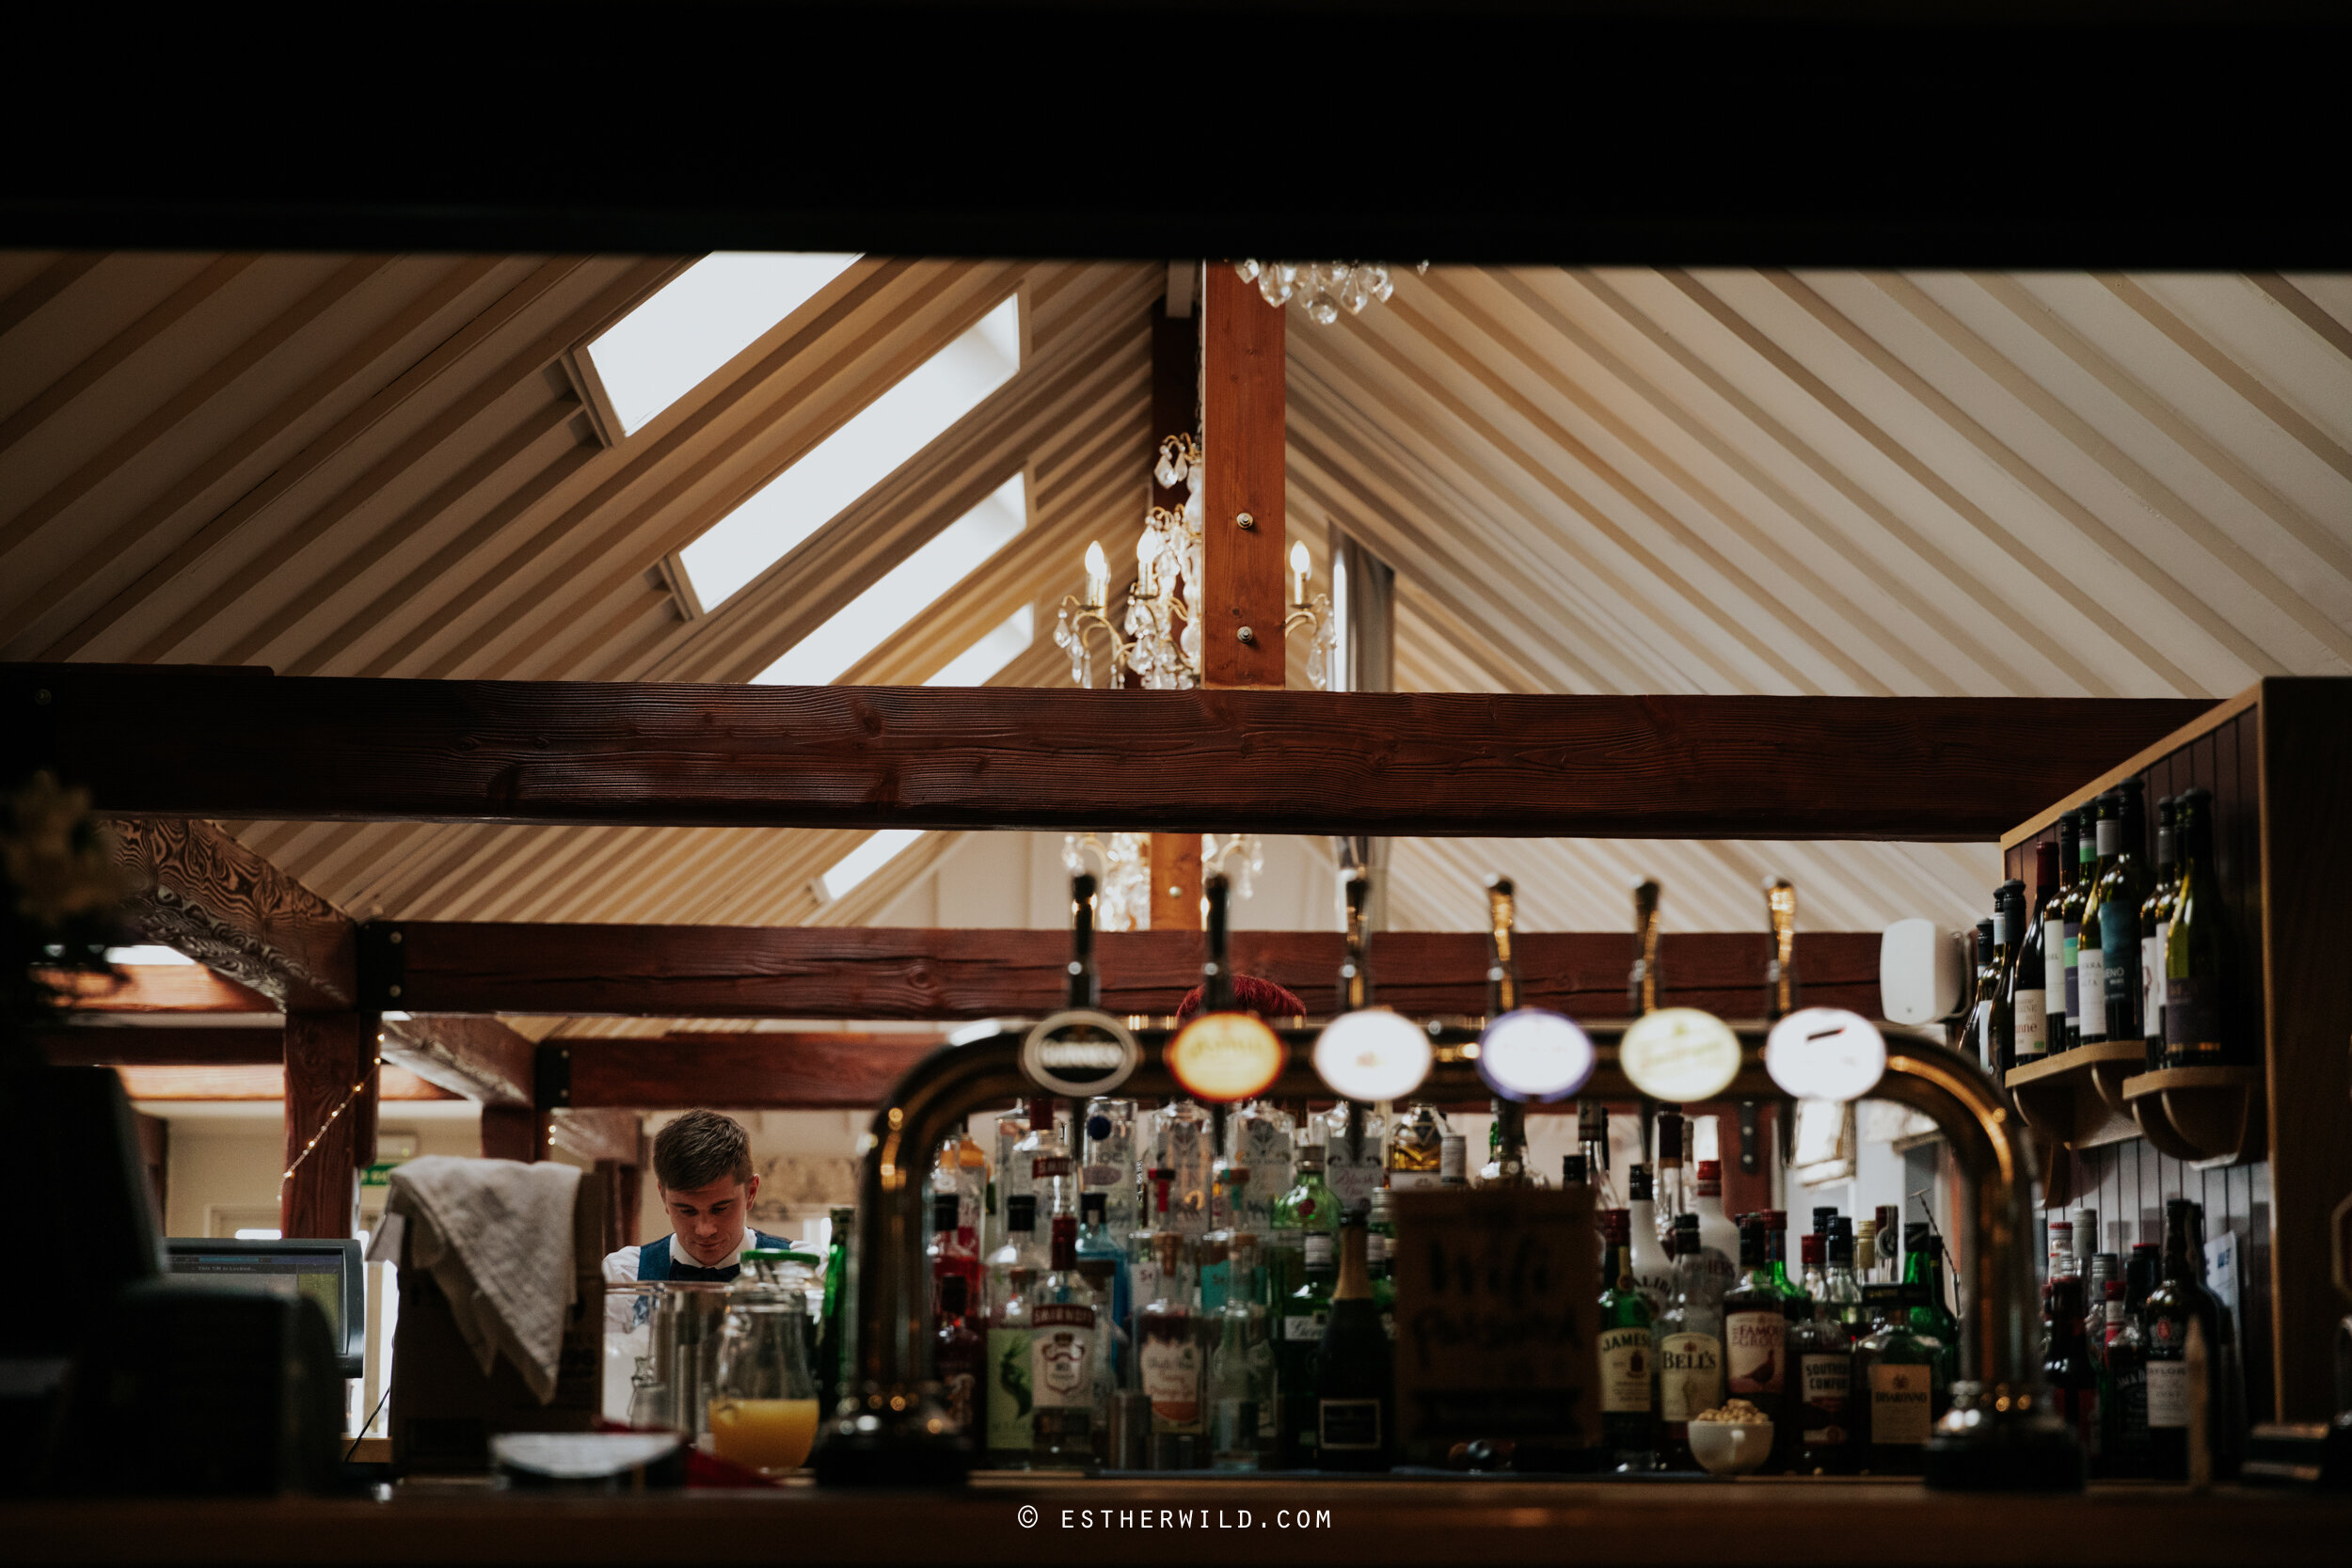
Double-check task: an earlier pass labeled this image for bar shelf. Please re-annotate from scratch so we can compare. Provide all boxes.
[2004,1040,2145,1151]
[2120,1066,2265,1167]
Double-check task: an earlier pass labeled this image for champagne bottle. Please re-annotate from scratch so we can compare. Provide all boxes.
[1763,877,1797,1022]
[2010,868,2051,1069]
[2163,786,2227,1068]
[2140,797,2180,1069]
[2074,793,2120,1046]
[2056,809,2091,1052]
[1313,1213,1391,1471]
[2092,778,2152,1050]
[1629,879,1661,1015]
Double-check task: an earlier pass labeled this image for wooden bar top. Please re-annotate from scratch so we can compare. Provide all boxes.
[9,1479,2348,1566]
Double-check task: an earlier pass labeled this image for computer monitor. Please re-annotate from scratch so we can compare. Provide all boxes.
[164,1238,365,1377]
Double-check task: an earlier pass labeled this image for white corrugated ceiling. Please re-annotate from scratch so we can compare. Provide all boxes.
[2,253,2345,1007]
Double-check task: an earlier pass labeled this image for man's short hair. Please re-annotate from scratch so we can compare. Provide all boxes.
[653,1110,755,1191]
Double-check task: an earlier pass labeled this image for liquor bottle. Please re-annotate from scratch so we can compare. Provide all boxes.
[1081,1097,1138,1241]
[1657,1213,1724,1470]
[1367,1190,1398,1343]
[1876,1206,1901,1280]
[929,1192,981,1319]
[1901,1223,1962,1392]
[1628,878,1662,1015]
[1137,1232,1201,1450]
[2091,778,2152,1050]
[1233,1101,1297,1233]
[1798,1231,1827,1302]
[2075,790,2122,1047]
[1580,1101,1619,1212]
[1074,1191,1131,1383]
[985,1194,1045,1320]
[1722,1217,1789,1461]
[1763,876,1798,1021]
[2056,808,2092,1052]
[1198,1167,1250,1313]
[1788,1240,1857,1475]
[1852,1283,1942,1476]
[1128,1168,1179,1341]
[986,1215,1039,1468]
[1764,1211,1807,1311]
[1655,1108,1686,1233]
[935,1129,989,1261]
[1030,1215,1100,1467]
[1440,1130,1467,1185]
[818,1204,856,1419]
[1820,1219,1867,1332]
[1207,1233,1272,1471]
[2015,840,2060,1068]
[1597,1211,1659,1468]
[1854,1217,1879,1285]
[1315,1212,1392,1471]
[2098,1280,2152,1477]
[1320,1099,1386,1218]
[1963,918,1997,1065]
[1625,1164,1673,1312]
[2140,797,2181,1066]
[1388,1102,1447,1192]
[1690,1161,1740,1299]
[1019,1099,1077,1221]
[2043,1267,2099,1472]
[1156,1096,1215,1238]
[1991,879,2028,1073]
[2045,1217,2076,1307]
[935,1273,983,1437]
[2163,786,2228,1069]
[2125,1242,2162,1310]
[1278,1230,1335,1469]
[2142,1197,2222,1481]
[993,1100,1034,1251]
[1479,1100,1538,1188]
[2082,1251,2118,1362]
[1275,1143,1338,1242]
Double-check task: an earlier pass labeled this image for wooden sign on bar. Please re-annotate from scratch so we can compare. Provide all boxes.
[1390,1186,1598,1466]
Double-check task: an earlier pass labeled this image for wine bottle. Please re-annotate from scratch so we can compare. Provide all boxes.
[2093,778,2152,1050]
[1313,1212,1391,1471]
[2030,839,2065,1063]
[2074,792,2120,1047]
[2140,797,2180,1069]
[1963,918,1996,1064]
[1629,879,1661,1015]
[2056,808,2090,1052]
[1764,876,1797,1022]
[2142,1197,2221,1481]
[2010,863,2053,1069]
[2163,786,2227,1068]
[1989,880,2026,1073]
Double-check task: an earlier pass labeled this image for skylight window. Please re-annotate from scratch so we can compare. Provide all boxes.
[924,606,1034,688]
[679,295,1023,610]
[819,829,923,902]
[585,252,860,437]
[753,473,1026,687]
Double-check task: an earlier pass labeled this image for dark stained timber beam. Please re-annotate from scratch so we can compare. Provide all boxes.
[7,664,2216,841]
[561,1034,947,1111]
[37,1024,284,1067]
[371,924,1883,1022]
[105,818,355,1011]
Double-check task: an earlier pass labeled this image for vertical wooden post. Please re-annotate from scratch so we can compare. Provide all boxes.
[1150,287,1206,930]
[280,1012,376,1239]
[481,1105,546,1164]
[596,1158,643,1255]
[1200,264,1288,690]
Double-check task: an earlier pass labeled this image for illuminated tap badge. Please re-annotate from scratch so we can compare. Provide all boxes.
[1476,1008,1597,1103]
[1166,1012,1286,1103]
[1022,1010,1141,1098]
[1764,1007,1886,1103]
[1311,1008,1434,1103]
[1619,1007,1742,1103]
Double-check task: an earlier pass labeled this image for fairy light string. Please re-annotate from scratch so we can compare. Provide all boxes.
[279,1049,384,1194]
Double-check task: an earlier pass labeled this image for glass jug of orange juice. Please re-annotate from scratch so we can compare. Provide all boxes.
[708,1247,822,1474]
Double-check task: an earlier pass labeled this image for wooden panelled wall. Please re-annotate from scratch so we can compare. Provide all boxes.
[2004,700,2271,1421]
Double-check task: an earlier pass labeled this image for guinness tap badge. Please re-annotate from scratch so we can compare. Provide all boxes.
[1022,1010,1140,1098]
[1166,1012,1286,1103]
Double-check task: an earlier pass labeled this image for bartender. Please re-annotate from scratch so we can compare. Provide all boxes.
[604,1109,794,1288]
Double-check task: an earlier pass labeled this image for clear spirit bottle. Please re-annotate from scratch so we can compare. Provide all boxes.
[1080,1096,1137,1238]
[1656,1213,1724,1471]
[1136,1231,1202,1449]
[1073,1191,1130,1385]
[1208,1234,1272,1470]
[984,1194,1045,1322]
[1029,1215,1100,1468]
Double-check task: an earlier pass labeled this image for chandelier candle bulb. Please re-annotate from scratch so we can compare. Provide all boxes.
[1289,541,1311,608]
[1083,541,1109,610]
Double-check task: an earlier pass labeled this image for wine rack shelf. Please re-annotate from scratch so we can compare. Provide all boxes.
[2122,1066,2266,1168]
[2003,1041,2144,1151]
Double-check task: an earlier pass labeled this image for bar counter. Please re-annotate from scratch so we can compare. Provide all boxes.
[11,1478,2347,1566]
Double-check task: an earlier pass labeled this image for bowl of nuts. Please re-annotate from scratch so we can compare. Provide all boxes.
[1687,1401,1774,1476]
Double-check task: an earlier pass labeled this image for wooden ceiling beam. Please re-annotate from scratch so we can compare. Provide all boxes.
[546,1108,642,1164]
[555,1034,946,1112]
[37,1024,284,1067]
[9,664,2213,841]
[365,923,1883,1022]
[48,963,277,1016]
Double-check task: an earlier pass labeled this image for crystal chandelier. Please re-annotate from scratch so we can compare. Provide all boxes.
[1055,435,1334,689]
[1063,831,1266,933]
[1233,260,1428,325]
